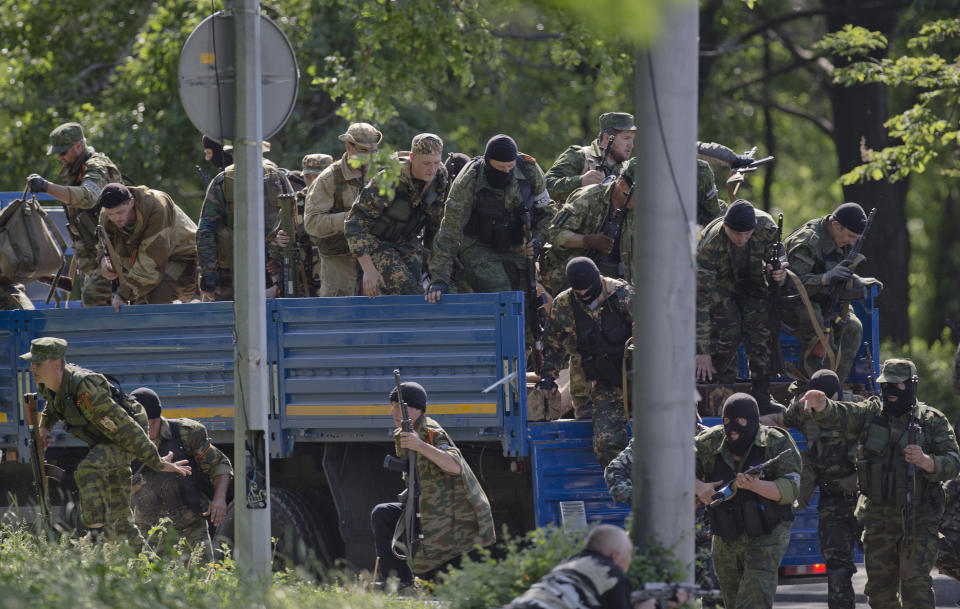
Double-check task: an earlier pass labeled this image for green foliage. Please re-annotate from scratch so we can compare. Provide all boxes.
[0,523,431,609]
[882,332,960,424]
[815,25,888,60]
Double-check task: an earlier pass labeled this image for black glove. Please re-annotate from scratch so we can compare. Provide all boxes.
[199,271,218,293]
[731,154,755,169]
[535,375,557,392]
[27,174,49,193]
[427,280,448,295]
[528,237,542,261]
[822,264,853,284]
[853,275,884,293]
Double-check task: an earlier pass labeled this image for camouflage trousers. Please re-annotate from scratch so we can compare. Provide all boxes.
[592,385,628,469]
[368,242,422,296]
[135,504,213,562]
[712,520,791,609]
[79,267,116,307]
[707,289,773,384]
[569,355,592,418]
[318,253,358,297]
[538,247,572,297]
[861,503,942,609]
[818,489,861,609]
[783,307,862,383]
[458,242,527,293]
[695,505,723,608]
[0,281,34,310]
[936,532,960,582]
[74,443,137,540]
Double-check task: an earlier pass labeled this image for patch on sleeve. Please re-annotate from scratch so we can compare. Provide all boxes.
[79,393,94,410]
[99,416,119,433]
[554,210,571,228]
[81,179,103,199]
[534,189,551,207]
[520,153,536,163]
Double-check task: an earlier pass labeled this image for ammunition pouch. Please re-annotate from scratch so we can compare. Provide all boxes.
[370,188,429,244]
[463,187,523,251]
[708,491,793,543]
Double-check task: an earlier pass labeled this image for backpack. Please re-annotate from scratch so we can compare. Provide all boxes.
[0,192,67,282]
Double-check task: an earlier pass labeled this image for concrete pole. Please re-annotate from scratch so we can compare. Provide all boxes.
[232,0,272,577]
[631,3,698,581]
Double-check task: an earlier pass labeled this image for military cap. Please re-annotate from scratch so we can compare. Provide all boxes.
[876,358,918,383]
[598,112,636,133]
[832,202,867,235]
[338,123,383,147]
[20,337,67,362]
[389,381,428,411]
[411,133,443,156]
[301,153,334,175]
[47,122,84,155]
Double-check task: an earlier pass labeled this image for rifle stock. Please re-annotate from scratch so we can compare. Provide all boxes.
[95,225,124,295]
[765,213,786,376]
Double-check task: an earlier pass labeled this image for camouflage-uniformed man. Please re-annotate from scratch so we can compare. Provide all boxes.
[544,112,635,205]
[0,279,33,310]
[695,199,786,413]
[426,134,552,300]
[302,153,333,189]
[27,122,122,306]
[760,369,862,609]
[129,387,232,561]
[97,183,197,311]
[800,358,960,609]
[22,337,191,540]
[371,382,495,586]
[783,202,883,382]
[196,156,293,301]
[304,123,382,297]
[937,475,960,582]
[695,393,801,609]
[540,257,633,468]
[345,134,449,297]
[695,141,760,226]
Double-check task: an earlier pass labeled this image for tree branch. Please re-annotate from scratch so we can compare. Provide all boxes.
[740,96,834,138]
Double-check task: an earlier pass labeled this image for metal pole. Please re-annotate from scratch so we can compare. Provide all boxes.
[631,3,698,581]
[232,0,271,577]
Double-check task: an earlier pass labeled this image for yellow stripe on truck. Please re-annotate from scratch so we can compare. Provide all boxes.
[287,403,497,416]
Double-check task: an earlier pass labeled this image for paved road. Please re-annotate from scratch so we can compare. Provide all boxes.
[775,567,960,607]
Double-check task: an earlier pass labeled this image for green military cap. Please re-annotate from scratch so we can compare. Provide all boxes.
[47,122,85,155]
[598,112,636,133]
[876,358,918,383]
[411,133,443,156]
[302,153,334,175]
[338,122,383,147]
[20,337,68,362]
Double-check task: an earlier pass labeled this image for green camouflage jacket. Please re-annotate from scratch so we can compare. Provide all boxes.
[196,159,290,273]
[810,396,960,510]
[783,215,850,306]
[604,437,634,505]
[38,364,164,470]
[57,147,122,268]
[695,210,779,353]
[344,160,448,256]
[154,417,233,480]
[544,139,624,204]
[543,276,634,376]
[782,391,860,486]
[99,186,197,302]
[697,159,722,226]
[695,424,802,505]
[429,155,552,288]
[543,181,634,288]
[395,415,496,573]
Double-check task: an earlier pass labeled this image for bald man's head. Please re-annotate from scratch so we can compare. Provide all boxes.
[584,525,633,573]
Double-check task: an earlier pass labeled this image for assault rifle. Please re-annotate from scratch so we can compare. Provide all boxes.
[725,147,775,200]
[95,225,124,297]
[630,583,723,606]
[390,369,422,564]
[277,193,307,297]
[24,393,64,532]
[863,341,880,397]
[522,210,546,374]
[585,182,634,276]
[764,213,787,377]
[195,165,212,187]
[709,449,792,506]
[904,419,920,564]
[823,207,877,330]
[597,131,617,178]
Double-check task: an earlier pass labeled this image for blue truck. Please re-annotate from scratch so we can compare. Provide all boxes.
[0,192,878,574]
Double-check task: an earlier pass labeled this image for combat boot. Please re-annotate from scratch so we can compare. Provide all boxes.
[751,378,785,415]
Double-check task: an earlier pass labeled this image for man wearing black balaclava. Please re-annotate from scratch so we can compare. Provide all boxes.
[535,256,634,468]
[760,368,862,609]
[801,358,960,609]
[695,198,788,415]
[695,392,801,609]
[426,134,553,302]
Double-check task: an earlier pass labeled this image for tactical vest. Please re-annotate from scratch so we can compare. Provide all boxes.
[800,417,858,487]
[216,161,289,269]
[571,292,631,388]
[370,175,440,245]
[857,412,933,507]
[707,444,794,542]
[50,368,146,447]
[314,162,361,256]
[463,158,534,252]
[61,152,122,255]
[131,420,207,518]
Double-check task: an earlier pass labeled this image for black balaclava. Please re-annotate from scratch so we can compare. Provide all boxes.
[131,387,162,420]
[882,380,916,417]
[808,369,841,400]
[722,392,760,457]
[202,134,233,170]
[483,134,517,189]
[445,152,471,181]
[565,256,603,306]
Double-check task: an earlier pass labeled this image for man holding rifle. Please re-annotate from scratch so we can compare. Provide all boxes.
[800,358,959,609]
[370,381,495,589]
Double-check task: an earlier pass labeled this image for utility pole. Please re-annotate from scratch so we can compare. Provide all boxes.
[232,0,272,578]
[631,2,698,581]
